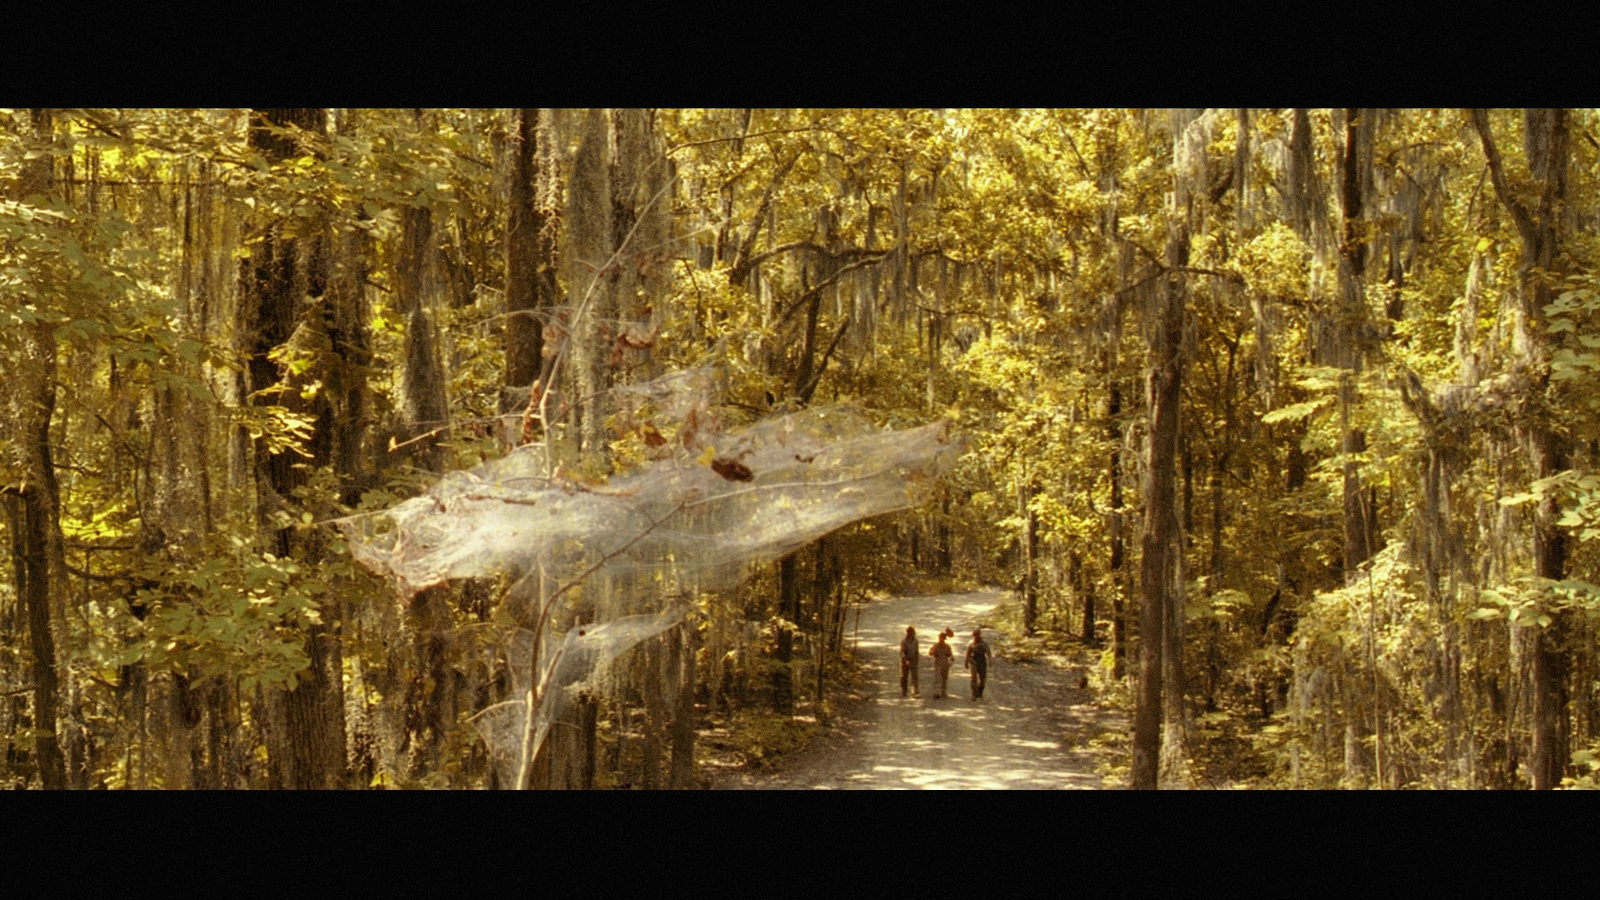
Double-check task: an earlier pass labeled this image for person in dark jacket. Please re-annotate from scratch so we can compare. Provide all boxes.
[899,626,921,698]
[965,629,991,700]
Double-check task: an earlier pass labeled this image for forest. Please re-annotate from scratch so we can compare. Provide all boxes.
[0,108,1596,789]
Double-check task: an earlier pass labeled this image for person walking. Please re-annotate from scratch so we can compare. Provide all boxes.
[899,626,921,698]
[965,629,991,700]
[929,631,954,699]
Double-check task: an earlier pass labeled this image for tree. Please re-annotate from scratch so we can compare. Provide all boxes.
[1471,108,1573,789]
[503,108,560,424]
[1132,110,1201,789]
[2,109,68,790]
[236,108,352,789]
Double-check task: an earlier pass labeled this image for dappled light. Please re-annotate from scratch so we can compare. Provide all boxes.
[720,591,1117,790]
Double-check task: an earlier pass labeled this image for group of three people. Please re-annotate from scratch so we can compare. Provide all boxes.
[899,626,990,701]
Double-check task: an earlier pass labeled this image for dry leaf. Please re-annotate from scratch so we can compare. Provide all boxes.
[710,457,755,482]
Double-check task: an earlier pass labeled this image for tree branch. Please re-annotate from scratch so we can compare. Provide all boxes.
[728,153,800,286]
[1113,264,1164,297]
[775,253,890,326]
[1055,123,1095,180]
[1392,361,1532,439]
[799,318,852,405]
[742,241,892,272]
[516,496,691,788]
[741,241,825,270]
[1207,165,1235,204]
[63,537,138,550]
[1115,233,1165,268]
[1468,109,1536,246]
[64,563,157,587]
[1178,265,1245,284]
[668,127,834,155]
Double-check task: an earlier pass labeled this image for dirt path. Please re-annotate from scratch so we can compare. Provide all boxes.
[715,589,1124,789]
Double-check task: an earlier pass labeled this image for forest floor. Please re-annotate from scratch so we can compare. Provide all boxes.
[710,588,1126,789]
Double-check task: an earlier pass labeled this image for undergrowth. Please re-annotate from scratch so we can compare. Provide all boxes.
[696,645,873,776]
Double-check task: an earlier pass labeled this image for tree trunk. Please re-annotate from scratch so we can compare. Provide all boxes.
[714,110,754,265]
[1471,108,1572,789]
[640,642,666,789]
[395,114,449,470]
[4,109,68,790]
[566,108,615,458]
[669,625,698,789]
[1132,109,1198,789]
[1336,109,1379,578]
[238,108,352,789]
[1209,450,1227,583]
[4,477,65,790]
[1132,265,1186,789]
[1290,109,1382,582]
[403,588,454,781]
[935,491,953,576]
[502,108,561,422]
[1181,437,1195,545]
[1020,480,1038,634]
[608,109,670,380]
[1076,550,1096,645]
[773,554,799,715]
[1107,378,1127,680]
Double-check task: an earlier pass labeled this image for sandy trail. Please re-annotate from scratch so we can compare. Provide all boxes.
[716,589,1123,789]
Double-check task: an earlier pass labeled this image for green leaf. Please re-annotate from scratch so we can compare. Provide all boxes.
[1263,399,1329,424]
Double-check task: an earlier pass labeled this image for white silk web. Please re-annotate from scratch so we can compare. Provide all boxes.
[339,367,959,787]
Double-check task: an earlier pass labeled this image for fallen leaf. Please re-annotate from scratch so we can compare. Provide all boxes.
[711,457,754,482]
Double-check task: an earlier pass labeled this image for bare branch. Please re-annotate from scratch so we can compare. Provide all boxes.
[741,240,826,270]
[516,495,691,789]
[64,563,157,587]
[1113,265,1164,297]
[531,499,692,630]
[775,252,890,326]
[728,153,800,285]
[1115,233,1165,268]
[1177,265,1245,284]
[1055,122,1095,180]
[668,127,835,155]
[799,318,852,405]
[743,241,901,271]
[1468,109,1536,245]
[1207,165,1234,204]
